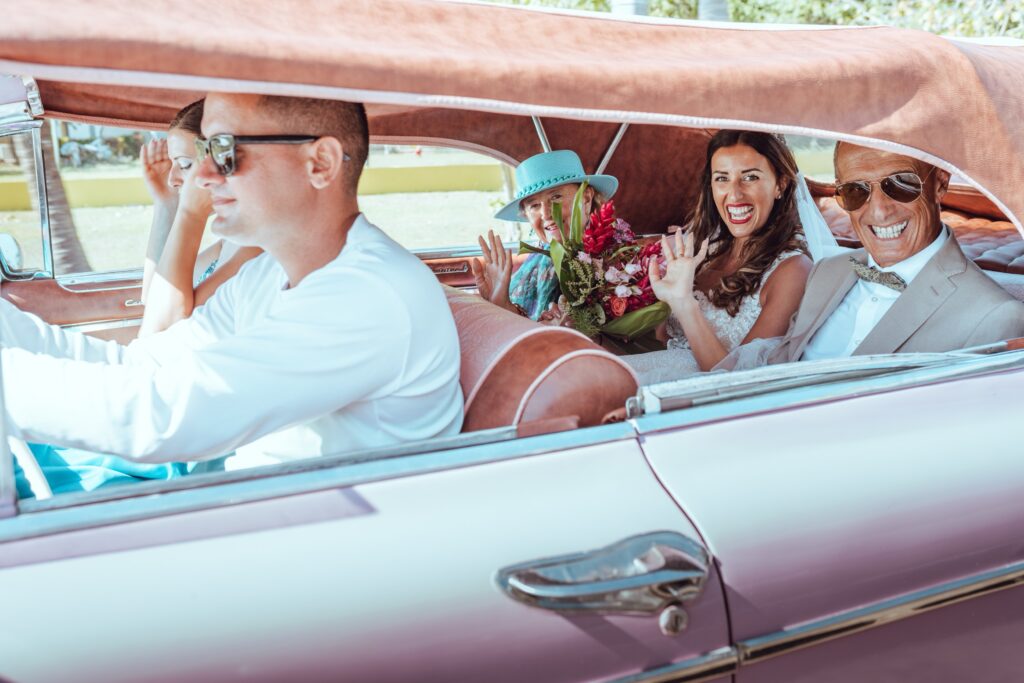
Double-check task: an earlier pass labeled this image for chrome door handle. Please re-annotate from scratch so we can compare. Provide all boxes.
[497,531,709,636]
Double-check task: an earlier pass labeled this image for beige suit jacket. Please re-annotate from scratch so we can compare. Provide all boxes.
[770,236,1024,363]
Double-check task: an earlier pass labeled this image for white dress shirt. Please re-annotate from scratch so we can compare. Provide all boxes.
[802,229,948,360]
[0,215,464,468]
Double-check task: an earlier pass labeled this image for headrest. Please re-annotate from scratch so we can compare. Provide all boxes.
[444,286,639,431]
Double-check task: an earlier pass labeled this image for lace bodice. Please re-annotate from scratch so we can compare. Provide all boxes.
[667,250,802,352]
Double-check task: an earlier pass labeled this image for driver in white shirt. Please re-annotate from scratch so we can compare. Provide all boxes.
[0,93,463,468]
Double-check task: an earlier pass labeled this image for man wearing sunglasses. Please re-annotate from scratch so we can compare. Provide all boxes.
[0,92,463,470]
[769,141,1024,363]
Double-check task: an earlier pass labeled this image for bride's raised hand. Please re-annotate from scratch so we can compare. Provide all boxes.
[649,229,709,308]
[471,230,514,311]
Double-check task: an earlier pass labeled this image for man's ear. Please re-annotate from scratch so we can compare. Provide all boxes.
[307,136,345,189]
[932,168,951,202]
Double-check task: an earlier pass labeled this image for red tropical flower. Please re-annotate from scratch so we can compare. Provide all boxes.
[583,200,618,256]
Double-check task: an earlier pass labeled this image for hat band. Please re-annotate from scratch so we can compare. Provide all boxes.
[515,173,582,201]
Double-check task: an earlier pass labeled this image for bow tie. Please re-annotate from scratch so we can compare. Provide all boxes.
[849,257,907,292]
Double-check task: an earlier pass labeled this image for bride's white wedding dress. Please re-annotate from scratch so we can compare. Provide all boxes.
[625,249,803,384]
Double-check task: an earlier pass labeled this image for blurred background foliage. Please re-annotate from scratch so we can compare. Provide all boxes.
[490,0,1024,38]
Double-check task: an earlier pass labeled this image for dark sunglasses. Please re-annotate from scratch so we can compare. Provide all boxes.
[834,171,931,211]
[195,133,348,176]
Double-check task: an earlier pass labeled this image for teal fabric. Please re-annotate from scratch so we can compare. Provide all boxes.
[509,252,561,321]
[197,257,219,287]
[14,256,226,500]
[14,443,209,499]
[494,150,618,222]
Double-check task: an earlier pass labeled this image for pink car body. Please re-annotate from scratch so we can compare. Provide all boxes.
[1,2,1024,681]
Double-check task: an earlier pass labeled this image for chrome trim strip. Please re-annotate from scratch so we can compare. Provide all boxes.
[0,327,14,519]
[33,124,53,278]
[531,115,551,152]
[5,422,636,542]
[633,350,1024,435]
[604,646,738,683]
[21,76,42,116]
[0,104,34,127]
[56,267,143,286]
[596,122,629,175]
[737,559,1024,665]
[603,559,1024,682]
[412,244,516,261]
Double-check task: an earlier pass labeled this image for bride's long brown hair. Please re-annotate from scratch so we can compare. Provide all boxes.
[688,130,808,317]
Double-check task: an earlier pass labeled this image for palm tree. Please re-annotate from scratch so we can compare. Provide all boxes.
[11,121,91,274]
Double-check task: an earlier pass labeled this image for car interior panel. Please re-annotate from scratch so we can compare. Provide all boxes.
[0,277,141,326]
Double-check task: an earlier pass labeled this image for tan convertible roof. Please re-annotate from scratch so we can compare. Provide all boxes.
[1,0,1023,232]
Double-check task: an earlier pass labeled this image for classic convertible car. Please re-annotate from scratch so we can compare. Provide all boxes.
[1,1,1023,682]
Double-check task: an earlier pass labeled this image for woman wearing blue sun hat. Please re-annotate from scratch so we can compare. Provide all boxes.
[472,149,618,321]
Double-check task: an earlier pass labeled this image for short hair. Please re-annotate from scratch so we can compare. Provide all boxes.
[169,99,204,136]
[257,95,369,194]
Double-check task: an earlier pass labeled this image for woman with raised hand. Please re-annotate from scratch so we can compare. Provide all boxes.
[138,98,261,336]
[626,130,818,382]
[13,100,263,498]
[473,149,618,322]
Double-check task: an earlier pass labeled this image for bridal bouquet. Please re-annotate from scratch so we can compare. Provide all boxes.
[520,182,669,340]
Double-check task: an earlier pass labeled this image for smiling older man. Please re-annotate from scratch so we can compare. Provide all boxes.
[768,141,1024,362]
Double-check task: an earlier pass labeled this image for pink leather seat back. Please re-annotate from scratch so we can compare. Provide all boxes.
[445,286,639,432]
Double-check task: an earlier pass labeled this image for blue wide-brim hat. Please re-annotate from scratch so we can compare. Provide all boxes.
[494,149,619,222]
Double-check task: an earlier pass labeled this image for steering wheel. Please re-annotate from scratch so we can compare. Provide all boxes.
[9,437,52,500]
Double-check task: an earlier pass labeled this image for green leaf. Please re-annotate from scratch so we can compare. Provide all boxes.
[609,243,640,262]
[569,180,589,246]
[551,202,568,245]
[600,301,670,341]
[549,239,567,282]
[518,241,550,256]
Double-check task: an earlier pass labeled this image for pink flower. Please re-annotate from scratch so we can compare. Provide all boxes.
[610,296,628,317]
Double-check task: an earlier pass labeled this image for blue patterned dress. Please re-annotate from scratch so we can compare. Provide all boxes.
[508,252,561,321]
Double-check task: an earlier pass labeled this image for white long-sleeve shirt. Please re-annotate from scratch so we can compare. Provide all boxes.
[0,216,463,468]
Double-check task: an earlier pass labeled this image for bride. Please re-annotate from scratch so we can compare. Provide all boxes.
[626,130,838,383]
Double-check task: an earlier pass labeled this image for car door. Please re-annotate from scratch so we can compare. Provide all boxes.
[639,354,1024,682]
[0,425,733,683]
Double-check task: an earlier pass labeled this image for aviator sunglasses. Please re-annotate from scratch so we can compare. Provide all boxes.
[194,133,348,176]
[834,170,932,211]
